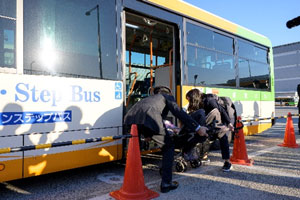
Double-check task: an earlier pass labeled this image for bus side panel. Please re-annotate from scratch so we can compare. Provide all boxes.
[0,74,123,181]
[0,136,23,182]
[0,158,23,182]
[23,129,122,178]
[23,144,122,178]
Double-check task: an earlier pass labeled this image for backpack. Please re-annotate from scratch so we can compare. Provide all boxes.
[205,94,237,127]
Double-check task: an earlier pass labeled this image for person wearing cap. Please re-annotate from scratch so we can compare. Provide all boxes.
[124,85,208,193]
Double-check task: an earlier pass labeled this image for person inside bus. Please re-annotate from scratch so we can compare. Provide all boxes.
[253,79,260,89]
[265,80,270,89]
[297,84,300,134]
[124,86,208,193]
[186,88,234,172]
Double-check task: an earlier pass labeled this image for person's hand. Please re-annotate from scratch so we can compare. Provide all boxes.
[228,123,234,132]
[172,128,180,133]
[196,126,208,137]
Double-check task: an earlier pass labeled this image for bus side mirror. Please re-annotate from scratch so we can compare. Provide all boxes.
[286,16,300,29]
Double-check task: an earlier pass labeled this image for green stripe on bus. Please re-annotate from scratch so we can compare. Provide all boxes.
[204,88,274,101]
[236,26,272,47]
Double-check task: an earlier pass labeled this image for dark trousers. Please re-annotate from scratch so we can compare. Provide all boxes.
[137,125,174,184]
[298,107,300,134]
[160,134,174,184]
[205,108,230,160]
[181,134,207,153]
[219,134,230,160]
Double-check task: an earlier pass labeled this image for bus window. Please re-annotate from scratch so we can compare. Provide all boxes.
[0,0,16,18]
[0,0,16,69]
[186,22,235,87]
[238,40,270,90]
[23,0,117,80]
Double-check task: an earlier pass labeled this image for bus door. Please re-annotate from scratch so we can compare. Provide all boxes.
[124,12,175,112]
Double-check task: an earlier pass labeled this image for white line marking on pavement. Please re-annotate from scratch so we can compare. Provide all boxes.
[235,164,300,179]
[97,173,123,184]
[249,138,300,158]
[248,146,281,157]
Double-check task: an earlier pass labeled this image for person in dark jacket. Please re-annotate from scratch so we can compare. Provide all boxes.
[124,86,208,193]
[297,84,300,134]
[181,91,207,158]
[186,88,234,172]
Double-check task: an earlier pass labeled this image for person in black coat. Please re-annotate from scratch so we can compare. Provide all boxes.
[297,84,300,134]
[180,93,207,157]
[186,89,234,172]
[124,86,208,193]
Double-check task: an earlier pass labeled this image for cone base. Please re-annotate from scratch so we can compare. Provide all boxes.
[110,187,159,200]
[230,157,254,166]
[278,143,300,148]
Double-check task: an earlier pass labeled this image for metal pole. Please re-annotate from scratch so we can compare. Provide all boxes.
[85,5,103,79]
[96,5,103,79]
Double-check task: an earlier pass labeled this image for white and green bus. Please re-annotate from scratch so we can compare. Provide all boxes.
[0,0,274,182]
[275,97,297,106]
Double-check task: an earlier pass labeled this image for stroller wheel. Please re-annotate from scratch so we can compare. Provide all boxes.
[190,159,201,168]
[175,161,187,172]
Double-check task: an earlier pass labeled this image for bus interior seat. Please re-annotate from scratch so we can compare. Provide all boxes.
[155,66,171,90]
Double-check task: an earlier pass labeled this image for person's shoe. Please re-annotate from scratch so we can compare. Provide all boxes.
[160,181,179,193]
[201,154,210,164]
[202,157,210,164]
[222,161,232,172]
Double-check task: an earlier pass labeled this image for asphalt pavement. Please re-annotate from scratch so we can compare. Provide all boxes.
[93,106,300,200]
[1,107,300,200]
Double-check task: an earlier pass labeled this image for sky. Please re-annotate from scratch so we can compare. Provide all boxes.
[184,0,300,47]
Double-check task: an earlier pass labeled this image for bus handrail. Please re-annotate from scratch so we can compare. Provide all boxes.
[126,72,138,107]
[239,113,300,123]
[149,48,173,92]
[150,63,173,70]
[0,134,133,154]
[126,32,138,107]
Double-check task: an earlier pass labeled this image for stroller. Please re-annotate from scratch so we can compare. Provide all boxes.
[171,118,223,172]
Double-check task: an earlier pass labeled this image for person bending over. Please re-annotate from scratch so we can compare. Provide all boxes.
[186,88,234,172]
[124,86,208,193]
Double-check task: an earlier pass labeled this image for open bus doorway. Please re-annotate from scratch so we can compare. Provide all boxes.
[124,12,175,112]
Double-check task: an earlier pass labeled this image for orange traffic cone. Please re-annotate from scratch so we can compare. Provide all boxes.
[278,112,299,148]
[110,124,159,200]
[230,116,254,166]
